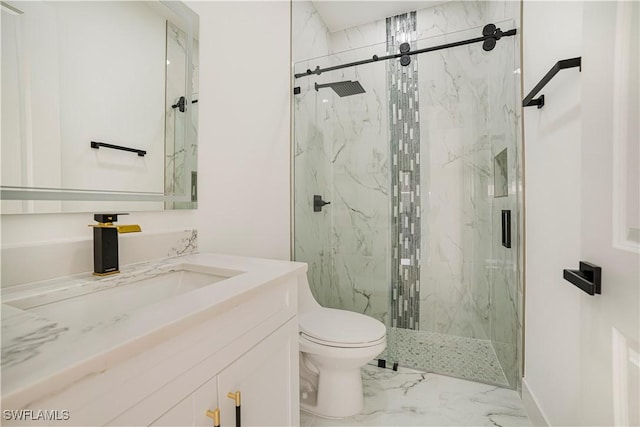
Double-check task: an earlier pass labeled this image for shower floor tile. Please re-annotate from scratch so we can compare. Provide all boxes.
[384,328,510,387]
[300,365,531,427]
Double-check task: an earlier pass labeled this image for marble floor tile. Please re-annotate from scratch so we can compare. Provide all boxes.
[302,365,531,426]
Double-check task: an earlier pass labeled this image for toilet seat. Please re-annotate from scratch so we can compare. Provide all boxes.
[299,308,386,348]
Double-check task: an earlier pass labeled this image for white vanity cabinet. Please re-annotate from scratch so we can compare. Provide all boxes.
[151,320,296,427]
[6,268,301,427]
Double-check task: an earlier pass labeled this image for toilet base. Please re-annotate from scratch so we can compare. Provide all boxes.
[300,366,364,418]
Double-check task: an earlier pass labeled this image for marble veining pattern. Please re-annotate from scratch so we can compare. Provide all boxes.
[1,256,201,392]
[165,22,199,209]
[300,365,530,426]
[1,253,306,409]
[1,306,69,368]
[293,0,523,391]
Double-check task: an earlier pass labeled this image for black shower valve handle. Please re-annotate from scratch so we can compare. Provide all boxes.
[313,195,331,212]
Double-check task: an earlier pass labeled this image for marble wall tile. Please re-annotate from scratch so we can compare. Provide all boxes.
[293,3,391,325]
[417,25,494,341]
[292,1,331,63]
[293,0,523,390]
[165,22,199,209]
[292,1,334,308]
[416,1,487,40]
[485,17,522,389]
[329,19,387,54]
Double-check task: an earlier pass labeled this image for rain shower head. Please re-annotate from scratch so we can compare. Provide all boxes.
[314,80,366,97]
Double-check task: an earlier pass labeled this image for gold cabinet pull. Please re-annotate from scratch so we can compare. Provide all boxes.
[227,391,241,427]
[226,391,241,406]
[205,408,220,427]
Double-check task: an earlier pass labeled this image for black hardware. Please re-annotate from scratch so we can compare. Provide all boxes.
[295,24,517,79]
[523,57,582,108]
[501,210,511,248]
[315,80,366,97]
[171,96,199,112]
[92,213,127,275]
[91,141,146,157]
[91,213,140,276]
[400,55,411,66]
[93,225,119,275]
[294,86,301,95]
[94,213,127,223]
[563,261,602,295]
[399,42,411,53]
[392,362,399,371]
[191,171,198,202]
[482,23,496,36]
[313,195,330,212]
[228,392,241,427]
[377,359,386,368]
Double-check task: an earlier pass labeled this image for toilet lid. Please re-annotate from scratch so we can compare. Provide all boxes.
[299,308,386,345]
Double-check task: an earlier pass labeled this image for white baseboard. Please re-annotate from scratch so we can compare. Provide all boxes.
[522,378,550,426]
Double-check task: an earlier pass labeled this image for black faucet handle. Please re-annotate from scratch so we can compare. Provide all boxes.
[94,213,129,223]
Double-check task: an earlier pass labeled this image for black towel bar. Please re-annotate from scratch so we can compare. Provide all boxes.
[90,141,146,157]
[523,57,582,109]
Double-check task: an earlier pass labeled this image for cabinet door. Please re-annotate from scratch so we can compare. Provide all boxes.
[217,319,298,427]
[151,395,194,426]
[151,372,218,427]
[193,375,220,427]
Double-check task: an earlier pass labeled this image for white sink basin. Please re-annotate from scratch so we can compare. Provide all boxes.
[6,263,242,327]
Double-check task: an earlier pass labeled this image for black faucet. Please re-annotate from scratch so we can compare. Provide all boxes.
[90,213,141,276]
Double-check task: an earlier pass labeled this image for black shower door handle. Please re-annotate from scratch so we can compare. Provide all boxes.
[501,210,511,248]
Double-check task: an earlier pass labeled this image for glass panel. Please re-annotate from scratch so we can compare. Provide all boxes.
[293,19,521,389]
[294,43,392,357]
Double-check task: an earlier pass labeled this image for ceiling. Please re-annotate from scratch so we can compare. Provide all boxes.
[311,1,447,33]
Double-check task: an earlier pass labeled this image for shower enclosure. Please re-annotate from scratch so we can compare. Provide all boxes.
[293,8,523,390]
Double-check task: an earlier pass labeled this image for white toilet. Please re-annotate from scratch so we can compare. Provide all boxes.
[298,275,387,418]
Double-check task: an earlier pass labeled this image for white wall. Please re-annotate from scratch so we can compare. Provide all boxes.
[188,1,291,260]
[522,1,583,425]
[523,1,639,425]
[56,2,166,194]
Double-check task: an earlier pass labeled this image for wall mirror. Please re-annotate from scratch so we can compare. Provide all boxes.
[1,0,199,214]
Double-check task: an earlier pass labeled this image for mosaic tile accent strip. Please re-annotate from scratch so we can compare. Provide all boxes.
[387,12,421,330]
[382,327,509,387]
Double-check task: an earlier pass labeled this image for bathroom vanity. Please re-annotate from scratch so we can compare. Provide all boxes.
[1,253,305,426]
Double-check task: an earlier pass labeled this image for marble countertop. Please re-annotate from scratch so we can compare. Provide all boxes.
[1,253,306,409]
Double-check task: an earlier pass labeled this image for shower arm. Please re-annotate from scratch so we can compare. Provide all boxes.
[294,25,517,79]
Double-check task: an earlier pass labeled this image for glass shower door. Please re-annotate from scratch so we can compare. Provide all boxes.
[293,42,393,353]
[293,20,522,390]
